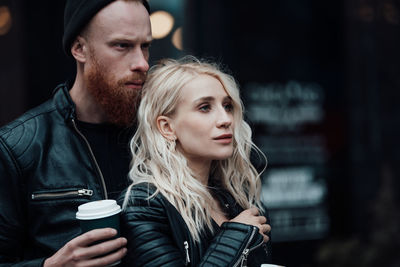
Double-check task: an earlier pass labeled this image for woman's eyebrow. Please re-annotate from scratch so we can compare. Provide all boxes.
[193,96,214,104]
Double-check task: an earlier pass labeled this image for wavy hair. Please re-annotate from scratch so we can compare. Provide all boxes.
[123,56,267,241]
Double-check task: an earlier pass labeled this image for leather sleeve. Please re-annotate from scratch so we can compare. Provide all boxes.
[200,222,264,266]
[0,137,44,267]
[118,187,186,267]
[247,203,272,266]
[118,186,264,267]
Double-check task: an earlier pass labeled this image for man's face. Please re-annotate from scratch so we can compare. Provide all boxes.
[83,0,152,126]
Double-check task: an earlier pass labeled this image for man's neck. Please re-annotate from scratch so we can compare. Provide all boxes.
[69,77,108,124]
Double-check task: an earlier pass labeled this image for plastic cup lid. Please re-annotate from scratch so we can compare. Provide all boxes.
[76,199,121,220]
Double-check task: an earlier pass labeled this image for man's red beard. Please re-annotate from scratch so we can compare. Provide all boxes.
[85,57,146,127]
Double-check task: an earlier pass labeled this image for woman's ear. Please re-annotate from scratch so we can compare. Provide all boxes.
[157,115,176,141]
[71,36,87,63]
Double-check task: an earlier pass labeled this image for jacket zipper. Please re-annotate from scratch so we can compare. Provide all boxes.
[184,241,190,265]
[71,118,108,199]
[233,226,264,267]
[262,243,269,257]
[241,238,265,267]
[32,189,93,200]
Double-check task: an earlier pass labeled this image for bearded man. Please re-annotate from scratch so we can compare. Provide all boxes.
[0,0,152,266]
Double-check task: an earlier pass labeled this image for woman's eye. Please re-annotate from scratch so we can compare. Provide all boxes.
[199,104,211,112]
[224,103,234,112]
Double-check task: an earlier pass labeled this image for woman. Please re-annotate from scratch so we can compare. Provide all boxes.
[118,57,272,266]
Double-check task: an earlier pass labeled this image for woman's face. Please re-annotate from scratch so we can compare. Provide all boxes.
[169,74,235,166]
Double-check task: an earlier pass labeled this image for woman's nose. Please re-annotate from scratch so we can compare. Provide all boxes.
[216,110,232,128]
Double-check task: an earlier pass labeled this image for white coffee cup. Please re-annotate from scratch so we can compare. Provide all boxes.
[76,200,122,266]
[76,199,121,234]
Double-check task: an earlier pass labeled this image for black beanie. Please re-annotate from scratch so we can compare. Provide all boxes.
[62,0,150,57]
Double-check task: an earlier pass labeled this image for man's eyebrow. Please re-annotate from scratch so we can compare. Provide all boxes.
[108,36,153,43]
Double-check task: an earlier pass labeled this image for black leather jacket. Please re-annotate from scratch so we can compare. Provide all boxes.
[117,183,272,267]
[0,84,114,266]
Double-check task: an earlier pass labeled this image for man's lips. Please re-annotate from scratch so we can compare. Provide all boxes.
[125,80,144,89]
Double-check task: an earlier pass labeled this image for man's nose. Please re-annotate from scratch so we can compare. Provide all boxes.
[130,48,149,73]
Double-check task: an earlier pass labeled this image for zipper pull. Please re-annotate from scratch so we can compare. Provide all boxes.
[241,248,249,267]
[262,243,269,256]
[78,189,93,196]
[184,241,190,265]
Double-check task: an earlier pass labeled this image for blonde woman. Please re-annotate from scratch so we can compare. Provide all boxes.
[118,57,272,266]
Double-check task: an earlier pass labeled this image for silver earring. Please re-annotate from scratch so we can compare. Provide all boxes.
[167,138,176,151]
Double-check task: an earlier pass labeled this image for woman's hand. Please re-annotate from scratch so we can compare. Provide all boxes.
[230,207,271,242]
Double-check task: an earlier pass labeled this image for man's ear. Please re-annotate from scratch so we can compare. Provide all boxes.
[71,36,87,63]
[157,115,176,141]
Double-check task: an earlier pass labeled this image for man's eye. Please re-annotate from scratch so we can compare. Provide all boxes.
[116,43,130,49]
[141,43,151,50]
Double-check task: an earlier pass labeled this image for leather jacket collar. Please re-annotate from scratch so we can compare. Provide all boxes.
[53,82,77,123]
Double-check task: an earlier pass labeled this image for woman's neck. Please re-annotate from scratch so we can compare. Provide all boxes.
[188,159,229,226]
[187,159,211,186]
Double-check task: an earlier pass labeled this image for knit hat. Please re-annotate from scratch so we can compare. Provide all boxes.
[62,0,150,57]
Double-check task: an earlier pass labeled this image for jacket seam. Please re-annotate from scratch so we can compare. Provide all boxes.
[202,228,224,264]
[0,108,58,137]
[0,136,22,177]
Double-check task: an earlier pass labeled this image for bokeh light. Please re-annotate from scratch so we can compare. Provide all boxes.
[150,10,174,39]
[172,27,183,50]
[0,6,12,36]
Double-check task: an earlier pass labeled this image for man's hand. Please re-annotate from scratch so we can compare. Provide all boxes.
[230,207,271,243]
[43,228,127,267]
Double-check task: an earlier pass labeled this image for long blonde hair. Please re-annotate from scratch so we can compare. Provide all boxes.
[123,56,267,241]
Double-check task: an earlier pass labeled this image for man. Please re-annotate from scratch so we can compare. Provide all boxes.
[0,0,152,266]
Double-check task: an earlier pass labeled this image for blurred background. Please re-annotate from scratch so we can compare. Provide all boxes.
[1,0,400,266]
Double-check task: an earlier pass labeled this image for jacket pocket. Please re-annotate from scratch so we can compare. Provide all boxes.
[31,188,93,200]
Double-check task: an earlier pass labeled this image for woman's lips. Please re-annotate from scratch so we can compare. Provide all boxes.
[213,134,233,144]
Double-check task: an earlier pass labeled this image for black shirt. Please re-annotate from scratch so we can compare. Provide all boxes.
[76,121,133,199]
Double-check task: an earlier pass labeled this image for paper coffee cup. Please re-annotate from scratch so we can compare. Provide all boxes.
[76,199,122,236]
[76,200,122,266]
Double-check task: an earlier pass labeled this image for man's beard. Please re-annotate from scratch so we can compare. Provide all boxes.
[85,57,145,127]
